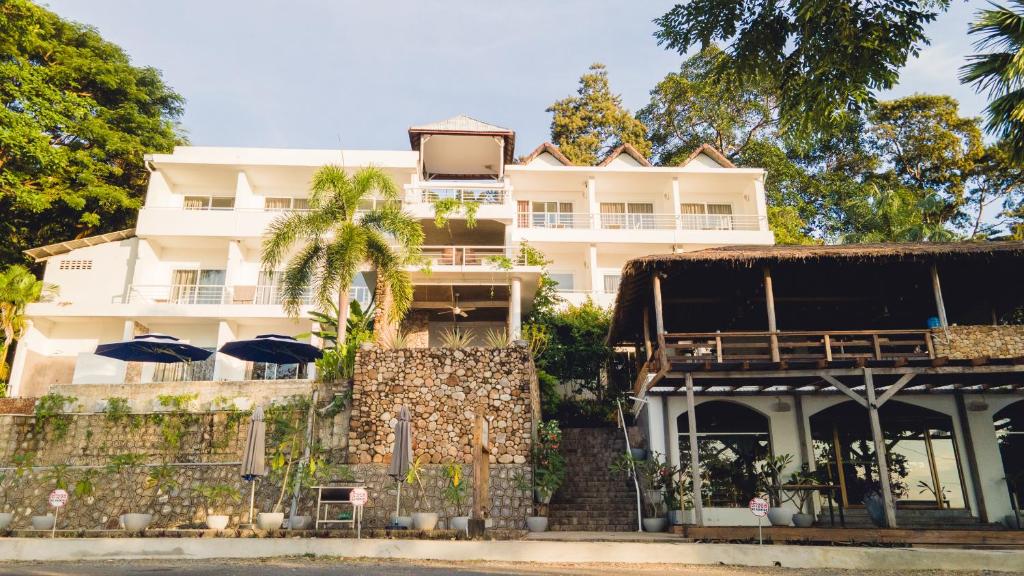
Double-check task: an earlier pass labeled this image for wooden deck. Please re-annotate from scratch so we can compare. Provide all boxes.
[672,524,1024,548]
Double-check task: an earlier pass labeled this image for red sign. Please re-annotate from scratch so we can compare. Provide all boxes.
[349,487,368,506]
[48,489,68,508]
[749,497,769,517]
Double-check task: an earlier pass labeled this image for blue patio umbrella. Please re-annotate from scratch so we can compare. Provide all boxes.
[218,334,322,364]
[95,334,213,363]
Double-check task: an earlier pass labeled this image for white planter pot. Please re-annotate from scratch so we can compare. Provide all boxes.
[792,513,815,528]
[121,513,153,532]
[288,515,311,530]
[0,512,12,531]
[450,516,469,532]
[256,512,284,531]
[767,508,792,526]
[412,512,439,531]
[668,510,684,525]
[31,515,55,530]
[526,516,548,532]
[642,517,667,532]
[206,514,229,530]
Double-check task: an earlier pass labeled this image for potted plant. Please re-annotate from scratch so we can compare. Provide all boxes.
[613,451,670,532]
[518,471,547,533]
[532,420,566,506]
[406,456,438,531]
[663,466,684,525]
[197,483,240,530]
[784,465,817,528]
[33,463,72,530]
[442,460,469,532]
[288,459,352,529]
[757,453,794,526]
[106,454,173,532]
[259,398,307,532]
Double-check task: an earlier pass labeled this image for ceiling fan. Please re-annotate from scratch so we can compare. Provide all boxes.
[436,288,475,319]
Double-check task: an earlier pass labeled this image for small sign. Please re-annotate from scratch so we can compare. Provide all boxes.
[48,489,69,508]
[349,487,368,506]
[749,497,769,518]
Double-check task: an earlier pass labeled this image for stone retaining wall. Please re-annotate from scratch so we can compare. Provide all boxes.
[933,325,1024,359]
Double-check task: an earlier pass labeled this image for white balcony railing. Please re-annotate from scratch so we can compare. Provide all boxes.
[420,188,506,205]
[124,285,371,307]
[516,212,765,231]
[421,245,526,267]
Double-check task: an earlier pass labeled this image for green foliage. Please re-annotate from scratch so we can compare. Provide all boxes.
[103,397,133,426]
[73,468,100,499]
[535,369,559,420]
[532,300,614,401]
[442,461,468,516]
[755,453,794,507]
[261,165,423,345]
[308,299,375,382]
[654,0,948,137]
[264,395,312,513]
[1,265,58,382]
[33,392,76,440]
[0,0,184,267]
[483,328,510,348]
[532,421,566,501]
[42,463,71,490]
[432,198,479,229]
[548,63,652,165]
[153,393,199,454]
[439,327,475,349]
[196,483,241,514]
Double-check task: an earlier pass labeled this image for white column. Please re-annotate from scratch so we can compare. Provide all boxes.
[586,176,597,229]
[671,177,681,228]
[143,169,178,207]
[753,175,770,232]
[646,395,668,458]
[508,277,522,340]
[234,170,258,209]
[308,322,322,380]
[931,264,948,328]
[7,320,36,397]
[225,240,245,303]
[588,244,600,295]
[213,320,245,381]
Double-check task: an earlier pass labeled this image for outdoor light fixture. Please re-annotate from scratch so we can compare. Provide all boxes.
[772,398,791,412]
[967,400,989,412]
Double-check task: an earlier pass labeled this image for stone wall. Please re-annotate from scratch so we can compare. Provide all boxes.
[349,346,536,466]
[933,325,1024,359]
[47,379,315,413]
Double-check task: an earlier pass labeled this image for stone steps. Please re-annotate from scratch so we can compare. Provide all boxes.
[547,427,639,532]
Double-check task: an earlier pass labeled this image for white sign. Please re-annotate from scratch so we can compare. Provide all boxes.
[48,489,68,508]
[349,487,368,506]
[748,497,769,518]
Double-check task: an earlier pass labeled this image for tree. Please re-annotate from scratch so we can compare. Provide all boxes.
[961,1,1024,163]
[261,166,423,346]
[654,0,949,136]
[0,264,56,385]
[639,45,778,165]
[0,0,184,267]
[547,63,652,165]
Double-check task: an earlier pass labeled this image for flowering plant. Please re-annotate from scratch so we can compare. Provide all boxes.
[532,420,566,502]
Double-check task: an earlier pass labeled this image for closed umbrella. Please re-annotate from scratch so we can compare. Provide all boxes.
[388,406,413,526]
[95,334,212,363]
[241,405,267,525]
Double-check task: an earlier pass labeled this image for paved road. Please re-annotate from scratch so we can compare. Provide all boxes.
[0,558,1016,576]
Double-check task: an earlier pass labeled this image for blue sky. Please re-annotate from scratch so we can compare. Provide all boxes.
[44,0,990,153]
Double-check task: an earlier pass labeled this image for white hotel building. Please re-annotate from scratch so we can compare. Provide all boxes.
[8,116,772,398]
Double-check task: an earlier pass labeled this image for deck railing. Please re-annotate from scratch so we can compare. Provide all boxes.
[421,245,525,267]
[515,212,765,232]
[124,285,371,307]
[662,329,936,364]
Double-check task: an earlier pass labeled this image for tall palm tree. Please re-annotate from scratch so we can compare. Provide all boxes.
[262,165,423,346]
[961,1,1024,161]
[0,265,57,382]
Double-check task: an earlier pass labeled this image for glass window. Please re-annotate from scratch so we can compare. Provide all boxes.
[293,198,309,210]
[548,273,574,291]
[603,275,621,293]
[169,269,226,304]
[250,361,308,380]
[678,401,772,508]
[265,197,292,211]
[995,401,1024,511]
[183,196,210,210]
[152,348,215,382]
[530,201,574,228]
[210,197,235,210]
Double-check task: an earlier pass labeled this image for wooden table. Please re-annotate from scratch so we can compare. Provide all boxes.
[313,484,365,531]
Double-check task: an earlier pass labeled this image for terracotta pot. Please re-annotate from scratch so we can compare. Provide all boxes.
[256,512,284,531]
[121,513,153,532]
[31,515,55,530]
[526,516,548,532]
[206,515,229,530]
[412,512,439,531]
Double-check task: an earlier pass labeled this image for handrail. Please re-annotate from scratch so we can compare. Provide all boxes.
[663,328,936,363]
[515,212,766,231]
[420,245,524,266]
[616,399,643,533]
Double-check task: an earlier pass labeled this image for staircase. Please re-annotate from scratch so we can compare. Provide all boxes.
[548,427,641,532]
[817,507,1006,530]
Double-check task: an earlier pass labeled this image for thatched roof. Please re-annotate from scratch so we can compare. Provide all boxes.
[609,241,1024,343]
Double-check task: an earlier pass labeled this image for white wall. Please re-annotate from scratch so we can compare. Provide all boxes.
[43,239,138,306]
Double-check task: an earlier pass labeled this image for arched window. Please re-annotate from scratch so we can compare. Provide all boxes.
[995,401,1024,510]
[677,401,771,508]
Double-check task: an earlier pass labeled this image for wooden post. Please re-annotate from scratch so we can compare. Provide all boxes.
[823,334,833,361]
[763,266,780,362]
[643,307,653,361]
[864,368,897,528]
[954,393,988,523]
[652,275,666,351]
[931,264,948,329]
[685,373,704,526]
[469,413,491,538]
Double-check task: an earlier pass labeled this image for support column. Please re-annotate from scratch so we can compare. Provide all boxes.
[234,171,258,209]
[642,307,653,361]
[864,368,897,528]
[225,240,245,303]
[685,373,704,526]
[213,320,244,381]
[931,264,948,328]
[122,320,138,384]
[652,275,666,353]
[588,244,600,295]
[7,320,35,397]
[586,177,598,229]
[508,277,522,340]
[763,266,779,361]
[954,393,988,522]
[671,177,681,229]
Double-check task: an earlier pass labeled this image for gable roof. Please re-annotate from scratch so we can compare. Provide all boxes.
[518,142,573,166]
[408,115,515,163]
[24,228,136,262]
[598,143,652,167]
[680,144,736,168]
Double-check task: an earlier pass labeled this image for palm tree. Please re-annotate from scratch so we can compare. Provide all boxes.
[261,165,423,345]
[961,1,1024,161]
[1,265,57,382]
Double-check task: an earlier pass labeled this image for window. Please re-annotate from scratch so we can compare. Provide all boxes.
[265,197,309,211]
[678,401,772,508]
[250,361,308,380]
[59,259,92,270]
[600,203,655,229]
[183,196,235,210]
[256,270,313,305]
[152,348,215,382]
[995,401,1024,511]
[602,274,621,293]
[169,269,226,304]
[681,203,733,229]
[548,273,575,292]
[527,201,575,228]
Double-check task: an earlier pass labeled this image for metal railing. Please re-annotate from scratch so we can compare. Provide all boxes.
[124,285,371,307]
[515,212,766,231]
[421,245,524,267]
[419,188,506,204]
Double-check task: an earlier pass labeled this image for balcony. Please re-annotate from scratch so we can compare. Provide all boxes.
[421,245,527,268]
[517,212,764,231]
[405,183,514,223]
[124,284,371,307]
